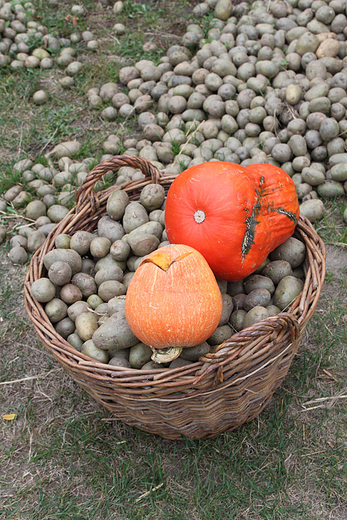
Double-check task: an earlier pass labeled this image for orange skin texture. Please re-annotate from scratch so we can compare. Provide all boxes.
[124,244,223,349]
[165,162,300,281]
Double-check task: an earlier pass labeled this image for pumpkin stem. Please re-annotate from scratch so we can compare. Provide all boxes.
[194,210,206,223]
[142,251,192,272]
[151,346,183,363]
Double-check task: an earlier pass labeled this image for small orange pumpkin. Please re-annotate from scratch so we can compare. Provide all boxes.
[124,244,223,349]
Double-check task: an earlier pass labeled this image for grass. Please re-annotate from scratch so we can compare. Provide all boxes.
[120,0,166,29]
[115,34,165,65]
[1,1,347,519]
[314,199,347,245]
[0,246,346,519]
[33,0,92,38]
[0,66,88,159]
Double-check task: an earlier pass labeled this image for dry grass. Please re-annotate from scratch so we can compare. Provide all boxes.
[1,1,347,518]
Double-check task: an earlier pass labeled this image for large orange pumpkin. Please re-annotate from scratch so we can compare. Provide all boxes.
[165,162,300,281]
[124,244,223,349]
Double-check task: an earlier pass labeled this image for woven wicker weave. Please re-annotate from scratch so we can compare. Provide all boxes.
[24,156,326,440]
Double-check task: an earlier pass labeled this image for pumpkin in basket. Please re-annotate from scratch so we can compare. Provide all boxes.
[165,162,300,282]
[124,244,223,354]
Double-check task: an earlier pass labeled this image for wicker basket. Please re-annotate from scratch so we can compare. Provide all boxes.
[24,156,326,440]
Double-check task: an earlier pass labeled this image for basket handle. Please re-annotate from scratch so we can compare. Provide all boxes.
[75,155,162,211]
[195,312,301,382]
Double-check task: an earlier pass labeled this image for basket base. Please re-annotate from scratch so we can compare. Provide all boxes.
[75,339,300,441]
[97,392,276,440]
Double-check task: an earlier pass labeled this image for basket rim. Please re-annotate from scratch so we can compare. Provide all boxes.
[23,155,326,388]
